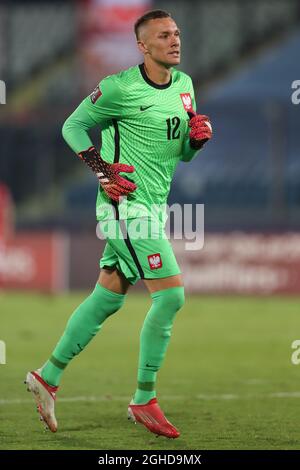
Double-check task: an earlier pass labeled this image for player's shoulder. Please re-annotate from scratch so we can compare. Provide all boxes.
[102,65,139,87]
[172,68,193,87]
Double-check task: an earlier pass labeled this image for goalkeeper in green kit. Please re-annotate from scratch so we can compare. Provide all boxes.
[25,9,212,439]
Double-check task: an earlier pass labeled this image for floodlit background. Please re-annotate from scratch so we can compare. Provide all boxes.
[1,0,300,450]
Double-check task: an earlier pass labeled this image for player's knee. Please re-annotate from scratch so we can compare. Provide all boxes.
[154,286,185,313]
[171,287,185,312]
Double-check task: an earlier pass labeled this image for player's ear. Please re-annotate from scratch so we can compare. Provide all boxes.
[137,40,148,55]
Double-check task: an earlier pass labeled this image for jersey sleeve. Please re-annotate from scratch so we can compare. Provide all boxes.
[180,78,201,163]
[82,75,123,124]
[62,75,123,154]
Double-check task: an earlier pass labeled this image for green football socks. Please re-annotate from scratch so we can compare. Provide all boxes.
[41,283,125,387]
[133,286,185,404]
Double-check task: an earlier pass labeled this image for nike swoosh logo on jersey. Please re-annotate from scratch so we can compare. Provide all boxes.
[140,105,154,111]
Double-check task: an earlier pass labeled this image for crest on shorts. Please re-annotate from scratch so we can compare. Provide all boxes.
[148,253,162,270]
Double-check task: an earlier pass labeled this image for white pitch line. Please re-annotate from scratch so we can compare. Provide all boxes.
[0,395,184,405]
[2,392,300,406]
[269,391,300,398]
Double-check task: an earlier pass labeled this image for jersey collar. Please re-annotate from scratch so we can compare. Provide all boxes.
[138,63,172,90]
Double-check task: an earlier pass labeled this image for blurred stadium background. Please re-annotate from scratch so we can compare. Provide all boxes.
[1,0,300,450]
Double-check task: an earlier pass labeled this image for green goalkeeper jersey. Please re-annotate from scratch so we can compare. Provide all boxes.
[62,63,199,222]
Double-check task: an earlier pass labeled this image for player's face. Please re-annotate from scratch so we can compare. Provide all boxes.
[139,18,181,67]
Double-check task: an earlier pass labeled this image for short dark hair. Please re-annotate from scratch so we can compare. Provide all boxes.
[134,9,171,39]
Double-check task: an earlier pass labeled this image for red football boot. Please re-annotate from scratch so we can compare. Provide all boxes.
[127,398,180,438]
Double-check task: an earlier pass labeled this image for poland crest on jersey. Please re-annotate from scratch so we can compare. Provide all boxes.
[180,93,192,111]
[148,253,162,270]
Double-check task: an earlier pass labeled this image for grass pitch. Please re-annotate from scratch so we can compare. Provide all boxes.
[1,291,300,450]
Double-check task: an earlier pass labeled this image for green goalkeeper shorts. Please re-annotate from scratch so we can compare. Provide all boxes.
[98,217,181,285]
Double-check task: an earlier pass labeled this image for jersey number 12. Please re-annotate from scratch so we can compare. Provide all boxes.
[166,117,181,140]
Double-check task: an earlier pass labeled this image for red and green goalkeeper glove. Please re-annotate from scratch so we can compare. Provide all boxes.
[78,146,137,202]
[188,111,213,150]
